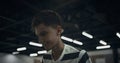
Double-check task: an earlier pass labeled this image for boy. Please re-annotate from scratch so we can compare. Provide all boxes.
[32,10,92,63]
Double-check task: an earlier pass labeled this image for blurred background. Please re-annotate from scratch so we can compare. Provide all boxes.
[0,0,120,63]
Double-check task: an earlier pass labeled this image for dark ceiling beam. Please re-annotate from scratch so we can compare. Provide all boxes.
[0,16,16,22]
[0,18,31,30]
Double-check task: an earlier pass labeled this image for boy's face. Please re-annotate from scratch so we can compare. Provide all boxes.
[35,24,61,51]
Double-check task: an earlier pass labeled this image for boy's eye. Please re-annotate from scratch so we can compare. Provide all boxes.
[39,31,48,36]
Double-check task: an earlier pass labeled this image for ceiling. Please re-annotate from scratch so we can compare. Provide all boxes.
[0,0,120,56]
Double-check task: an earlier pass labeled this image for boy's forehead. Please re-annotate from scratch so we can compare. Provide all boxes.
[35,24,48,33]
[37,24,48,28]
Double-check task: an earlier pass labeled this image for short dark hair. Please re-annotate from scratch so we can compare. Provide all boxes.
[32,10,62,31]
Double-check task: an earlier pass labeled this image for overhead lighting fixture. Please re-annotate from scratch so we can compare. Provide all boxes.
[29,41,43,47]
[96,45,111,49]
[30,53,38,57]
[61,36,83,45]
[99,40,107,45]
[61,36,73,42]
[12,52,19,55]
[38,50,47,54]
[73,40,83,45]
[82,31,93,39]
[17,47,27,51]
[116,32,120,38]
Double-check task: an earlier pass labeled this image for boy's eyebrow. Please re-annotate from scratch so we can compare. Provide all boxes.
[38,30,48,35]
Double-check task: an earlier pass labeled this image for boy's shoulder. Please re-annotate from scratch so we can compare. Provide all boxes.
[64,44,82,54]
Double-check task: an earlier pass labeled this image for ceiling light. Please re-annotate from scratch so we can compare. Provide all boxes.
[17,47,27,51]
[82,31,93,39]
[61,36,73,42]
[30,53,38,57]
[73,40,83,45]
[29,41,42,47]
[38,50,47,54]
[99,40,107,45]
[12,52,19,55]
[116,32,120,38]
[96,45,111,49]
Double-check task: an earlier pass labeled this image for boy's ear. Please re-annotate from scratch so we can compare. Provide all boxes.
[57,25,63,35]
[61,29,64,33]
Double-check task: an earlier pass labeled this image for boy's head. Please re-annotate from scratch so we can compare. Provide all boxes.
[32,10,63,51]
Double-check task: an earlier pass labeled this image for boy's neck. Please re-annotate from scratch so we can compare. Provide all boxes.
[52,39,64,61]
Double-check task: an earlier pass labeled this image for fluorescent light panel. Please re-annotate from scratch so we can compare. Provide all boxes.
[99,40,107,45]
[29,41,42,47]
[12,52,19,55]
[82,31,93,39]
[116,32,120,38]
[30,53,38,57]
[96,45,111,49]
[61,36,73,42]
[73,40,83,45]
[38,50,47,54]
[61,36,83,45]
[17,47,27,51]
